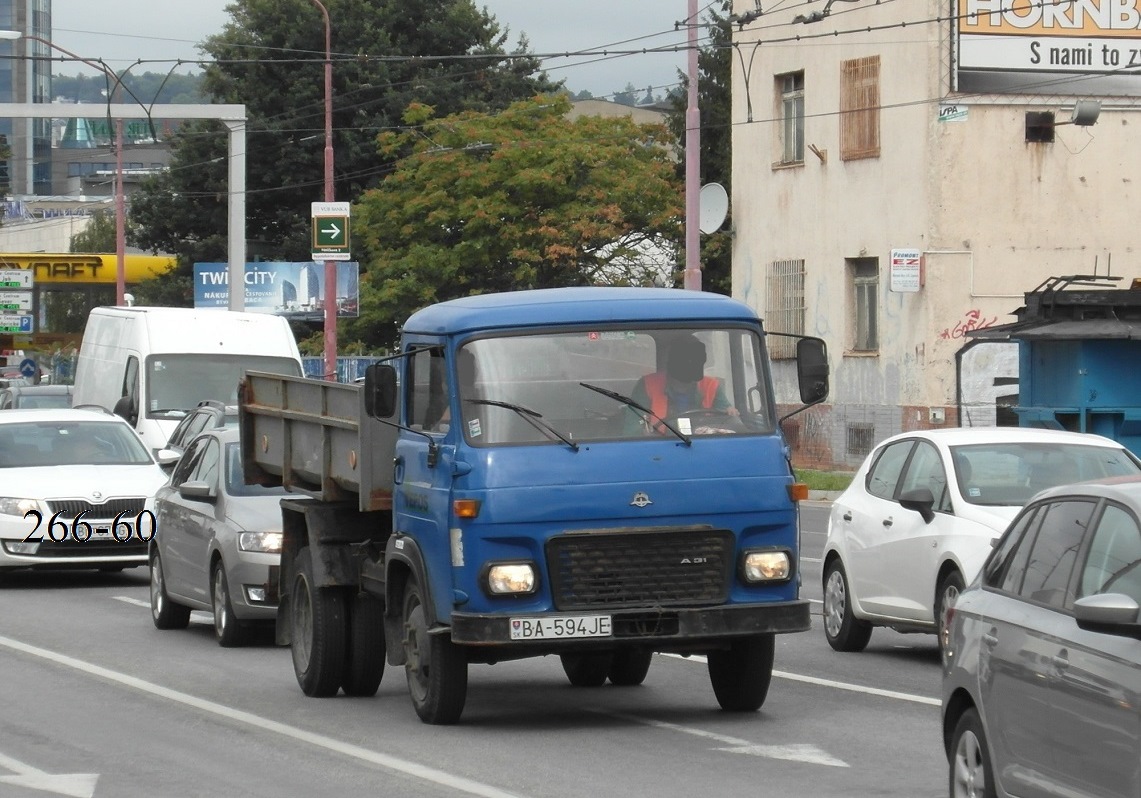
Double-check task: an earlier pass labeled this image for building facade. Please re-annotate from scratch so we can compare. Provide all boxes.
[0,0,52,195]
[730,0,1140,470]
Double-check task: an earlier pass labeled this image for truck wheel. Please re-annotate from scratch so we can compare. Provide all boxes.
[560,652,613,687]
[291,547,347,697]
[212,561,249,648]
[608,650,652,686]
[150,551,190,630]
[342,592,385,697]
[402,579,467,724]
[707,634,775,712]
[823,558,873,652]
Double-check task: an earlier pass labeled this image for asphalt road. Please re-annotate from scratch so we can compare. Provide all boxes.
[0,501,949,798]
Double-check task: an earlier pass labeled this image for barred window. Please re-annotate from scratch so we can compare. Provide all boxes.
[840,56,880,161]
[766,259,805,359]
[777,71,804,165]
[851,258,879,352]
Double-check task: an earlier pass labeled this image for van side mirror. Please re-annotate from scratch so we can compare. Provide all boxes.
[796,337,829,404]
[364,363,398,419]
[112,394,138,426]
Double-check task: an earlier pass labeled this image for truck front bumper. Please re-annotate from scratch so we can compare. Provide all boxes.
[449,600,810,648]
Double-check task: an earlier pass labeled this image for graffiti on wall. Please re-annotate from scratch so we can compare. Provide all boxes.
[939,309,998,340]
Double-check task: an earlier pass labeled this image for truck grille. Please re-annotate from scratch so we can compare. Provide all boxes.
[546,528,734,611]
[45,498,147,520]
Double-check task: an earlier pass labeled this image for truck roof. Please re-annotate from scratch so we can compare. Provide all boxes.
[402,287,760,336]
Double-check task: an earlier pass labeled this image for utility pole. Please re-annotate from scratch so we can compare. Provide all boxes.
[683,0,702,291]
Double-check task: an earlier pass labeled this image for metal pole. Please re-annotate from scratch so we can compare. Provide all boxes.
[115,118,125,305]
[683,0,702,291]
[311,0,337,381]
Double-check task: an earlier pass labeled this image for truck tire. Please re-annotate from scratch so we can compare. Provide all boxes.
[608,649,652,686]
[402,579,467,724]
[150,551,190,630]
[341,592,385,697]
[822,558,873,652]
[560,652,613,687]
[707,633,775,712]
[291,547,348,697]
[212,561,249,648]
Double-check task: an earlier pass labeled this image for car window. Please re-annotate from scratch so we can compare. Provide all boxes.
[898,441,951,512]
[224,442,288,496]
[865,440,914,501]
[1080,503,1141,603]
[187,438,221,488]
[170,436,208,487]
[984,505,1041,586]
[1017,500,1096,609]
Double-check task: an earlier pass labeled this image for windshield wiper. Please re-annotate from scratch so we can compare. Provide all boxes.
[466,399,579,452]
[578,382,691,446]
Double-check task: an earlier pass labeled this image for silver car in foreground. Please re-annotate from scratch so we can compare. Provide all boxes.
[942,476,1141,798]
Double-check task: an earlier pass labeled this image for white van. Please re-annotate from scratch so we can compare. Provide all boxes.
[72,307,304,453]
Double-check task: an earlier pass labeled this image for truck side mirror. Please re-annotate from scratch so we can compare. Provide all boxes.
[364,363,398,419]
[796,337,829,404]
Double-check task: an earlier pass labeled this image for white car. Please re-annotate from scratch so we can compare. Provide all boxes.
[0,408,169,574]
[822,426,1141,651]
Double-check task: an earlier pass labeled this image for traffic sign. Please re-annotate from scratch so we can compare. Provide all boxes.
[0,314,33,334]
[18,357,36,378]
[311,201,351,261]
[0,291,32,311]
[0,269,32,289]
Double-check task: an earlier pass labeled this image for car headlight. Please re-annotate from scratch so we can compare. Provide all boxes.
[486,563,537,595]
[238,531,283,553]
[0,497,44,516]
[742,549,792,583]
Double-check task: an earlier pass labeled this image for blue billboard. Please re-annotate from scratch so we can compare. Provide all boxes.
[194,261,359,320]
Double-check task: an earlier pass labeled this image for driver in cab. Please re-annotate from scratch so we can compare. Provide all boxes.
[627,334,738,435]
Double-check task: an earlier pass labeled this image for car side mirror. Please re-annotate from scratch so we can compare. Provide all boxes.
[1073,593,1141,640]
[796,337,829,404]
[178,480,216,502]
[899,487,936,524]
[364,363,398,419]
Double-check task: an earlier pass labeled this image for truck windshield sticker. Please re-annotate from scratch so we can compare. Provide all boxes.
[467,418,482,437]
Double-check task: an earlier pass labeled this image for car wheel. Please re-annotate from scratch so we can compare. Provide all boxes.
[707,633,775,712]
[608,649,653,686]
[823,558,872,652]
[402,579,467,724]
[341,592,386,697]
[290,547,347,697]
[212,561,249,648]
[561,652,613,687]
[936,570,965,640]
[150,551,190,630]
[949,707,996,798]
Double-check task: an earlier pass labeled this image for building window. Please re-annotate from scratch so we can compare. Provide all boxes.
[766,258,805,359]
[841,56,880,161]
[777,71,804,165]
[849,258,879,352]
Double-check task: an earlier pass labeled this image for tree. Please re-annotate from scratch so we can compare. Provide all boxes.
[612,83,639,107]
[128,0,559,311]
[667,0,732,296]
[69,210,117,253]
[344,95,683,348]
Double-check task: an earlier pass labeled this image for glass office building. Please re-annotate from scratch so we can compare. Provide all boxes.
[0,0,54,196]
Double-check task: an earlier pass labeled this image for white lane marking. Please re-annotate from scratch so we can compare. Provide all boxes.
[0,635,527,798]
[593,710,847,767]
[801,556,822,563]
[113,596,149,608]
[0,751,98,797]
[660,653,940,707]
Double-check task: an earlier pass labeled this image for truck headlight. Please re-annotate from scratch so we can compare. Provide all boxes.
[238,531,283,553]
[742,549,792,583]
[0,497,44,516]
[486,563,536,595]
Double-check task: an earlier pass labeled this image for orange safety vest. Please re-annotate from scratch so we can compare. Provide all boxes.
[642,372,720,431]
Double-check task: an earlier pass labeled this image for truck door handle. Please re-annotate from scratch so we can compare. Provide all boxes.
[982,629,998,648]
[393,455,404,484]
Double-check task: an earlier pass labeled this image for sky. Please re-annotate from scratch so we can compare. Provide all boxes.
[50,0,695,100]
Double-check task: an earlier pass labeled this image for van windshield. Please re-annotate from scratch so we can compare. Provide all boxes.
[447,327,775,445]
[145,354,302,418]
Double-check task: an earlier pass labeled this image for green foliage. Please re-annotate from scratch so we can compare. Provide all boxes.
[69,211,117,253]
[667,0,732,296]
[795,470,855,491]
[128,0,560,311]
[343,95,683,349]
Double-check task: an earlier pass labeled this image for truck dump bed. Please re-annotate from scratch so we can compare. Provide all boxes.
[238,371,396,511]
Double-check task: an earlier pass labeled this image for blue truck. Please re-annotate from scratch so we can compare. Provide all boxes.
[239,287,829,724]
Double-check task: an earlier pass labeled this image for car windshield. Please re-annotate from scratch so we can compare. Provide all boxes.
[951,441,1141,506]
[0,420,154,467]
[225,442,288,496]
[146,354,301,419]
[15,392,71,409]
[435,327,775,445]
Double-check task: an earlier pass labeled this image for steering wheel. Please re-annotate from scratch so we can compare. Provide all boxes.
[676,408,744,433]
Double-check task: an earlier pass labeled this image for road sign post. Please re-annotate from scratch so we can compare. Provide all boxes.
[311,201,351,261]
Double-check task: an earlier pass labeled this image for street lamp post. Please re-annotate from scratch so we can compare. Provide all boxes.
[310,0,338,381]
[0,32,129,305]
[683,0,701,292]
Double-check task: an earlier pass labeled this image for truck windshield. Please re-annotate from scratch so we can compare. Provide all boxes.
[457,327,775,445]
[146,354,303,418]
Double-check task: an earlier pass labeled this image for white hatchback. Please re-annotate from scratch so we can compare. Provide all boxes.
[822,426,1141,651]
[0,408,169,574]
